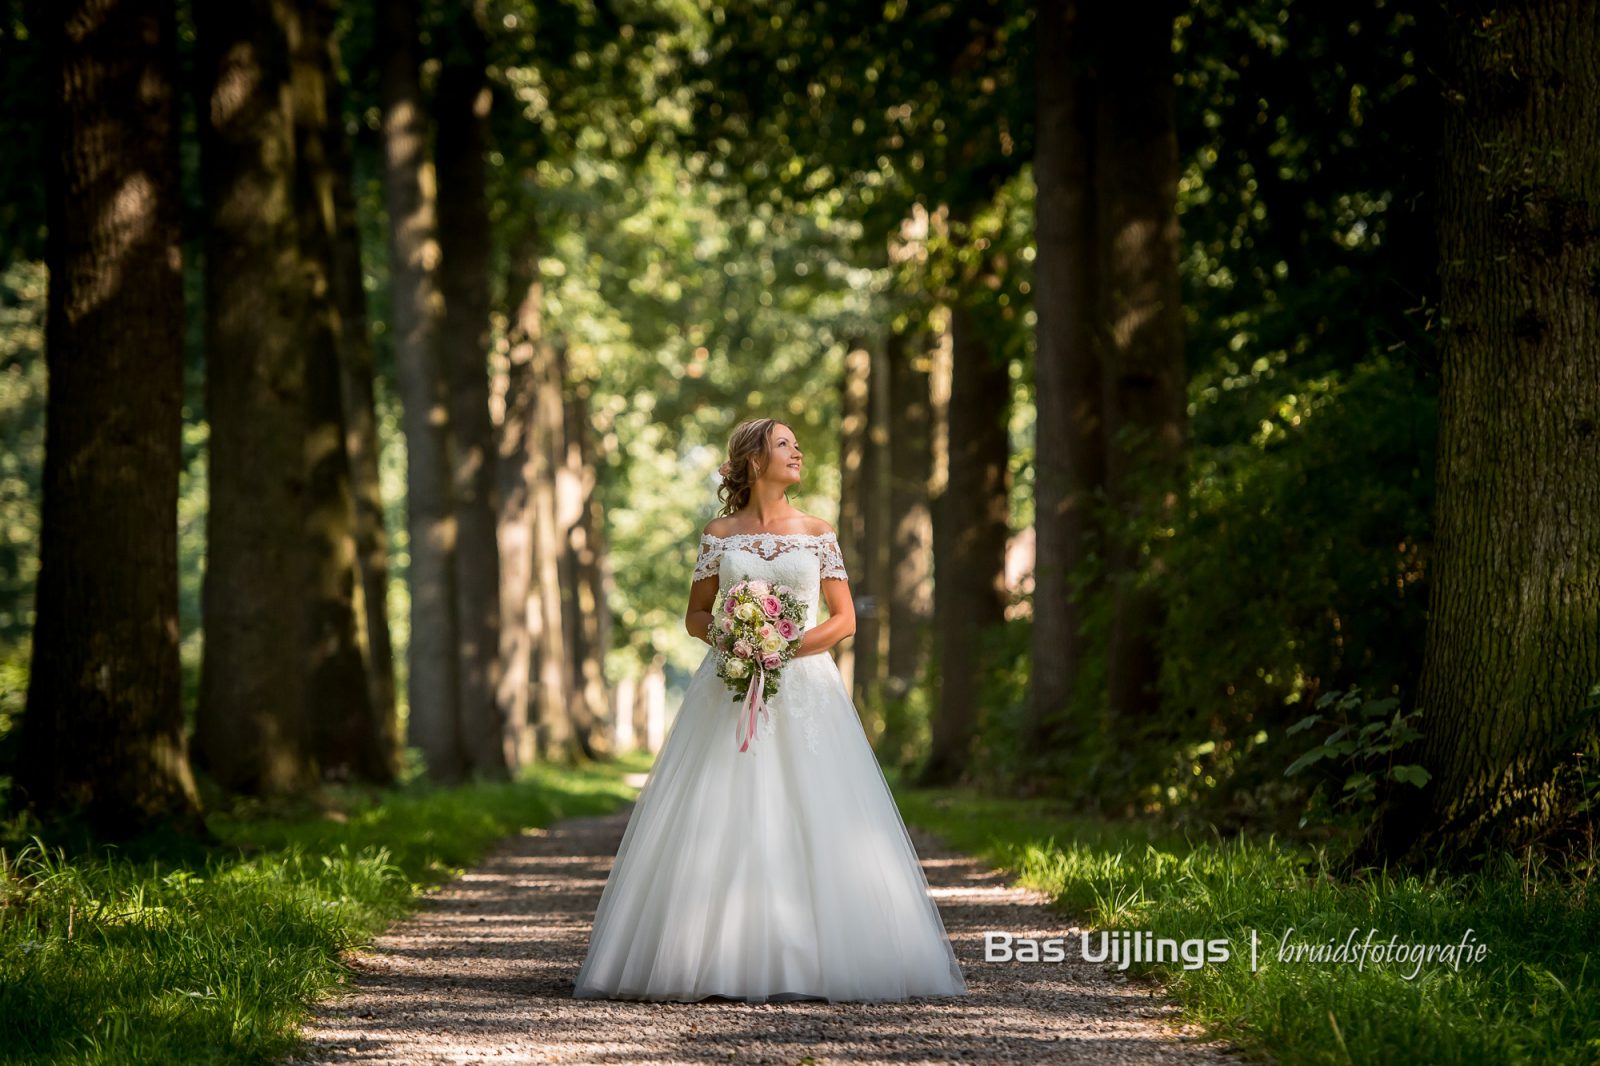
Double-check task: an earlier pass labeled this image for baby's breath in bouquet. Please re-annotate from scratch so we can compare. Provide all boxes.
[709,578,807,752]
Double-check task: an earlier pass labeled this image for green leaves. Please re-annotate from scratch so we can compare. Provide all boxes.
[1283,685,1429,827]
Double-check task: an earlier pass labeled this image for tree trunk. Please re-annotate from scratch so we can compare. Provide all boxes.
[562,368,613,757]
[837,339,870,694]
[494,238,542,771]
[378,0,465,782]
[1366,0,1600,866]
[1094,0,1188,754]
[193,0,317,795]
[324,5,400,783]
[547,337,594,760]
[920,208,1012,786]
[552,340,602,757]
[612,671,637,752]
[1028,0,1106,755]
[531,328,580,762]
[882,209,938,765]
[534,340,585,765]
[436,0,507,779]
[883,320,935,763]
[16,0,205,835]
[856,329,892,735]
[291,0,384,784]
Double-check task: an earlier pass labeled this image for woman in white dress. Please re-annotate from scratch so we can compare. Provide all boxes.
[572,417,969,1004]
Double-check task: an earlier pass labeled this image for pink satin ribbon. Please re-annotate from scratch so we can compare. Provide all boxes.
[736,661,770,752]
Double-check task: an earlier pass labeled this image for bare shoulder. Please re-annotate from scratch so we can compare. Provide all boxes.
[702,515,738,538]
[800,514,836,537]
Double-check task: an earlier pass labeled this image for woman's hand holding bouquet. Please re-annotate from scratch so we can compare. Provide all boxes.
[709,579,806,752]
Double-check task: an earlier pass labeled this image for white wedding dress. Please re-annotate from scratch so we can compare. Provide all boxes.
[572,530,968,1003]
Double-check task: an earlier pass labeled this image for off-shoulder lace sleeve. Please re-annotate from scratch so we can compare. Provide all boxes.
[817,533,848,580]
[692,534,721,582]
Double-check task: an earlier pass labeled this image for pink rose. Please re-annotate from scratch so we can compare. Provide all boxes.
[776,618,798,639]
[761,595,781,617]
[748,579,770,595]
[776,584,791,595]
[763,652,781,669]
[723,596,736,614]
[733,639,753,659]
[758,624,774,640]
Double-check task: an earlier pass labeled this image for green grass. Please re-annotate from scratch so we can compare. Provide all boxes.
[0,754,645,1065]
[887,773,1600,1066]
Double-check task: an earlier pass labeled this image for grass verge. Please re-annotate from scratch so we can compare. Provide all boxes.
[0,755,645,1065]
[888,774,1600,1066]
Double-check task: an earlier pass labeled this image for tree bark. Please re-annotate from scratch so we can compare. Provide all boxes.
[494,236,542,771]
[837,339,870,694]
[1094,0,1188,753]
[883,320,935,763]
[495,229,580,764]
[560,366,612,756]
[856,329,892,733]
[324,4,400,782]
[882,208,939,765]
[1366,0,1600,866]
[378,0,465,782]
[531,330,580,762]
[16,0,205,835]
[436,0,507,779]
[193,0,318,795]
[291,0,386,784]
[920,207,1012,786]
[1028,0,1106,754]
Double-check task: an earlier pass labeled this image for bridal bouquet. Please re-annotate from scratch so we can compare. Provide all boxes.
[709,579,806,752]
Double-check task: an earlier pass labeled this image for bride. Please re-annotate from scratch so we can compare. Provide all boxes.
[572,416,969,1003]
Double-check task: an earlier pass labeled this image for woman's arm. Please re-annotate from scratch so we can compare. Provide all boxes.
[685,573,719,644]
[795,577,855,657]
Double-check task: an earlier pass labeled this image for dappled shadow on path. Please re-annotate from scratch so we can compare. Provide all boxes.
[282,805,1246,1065]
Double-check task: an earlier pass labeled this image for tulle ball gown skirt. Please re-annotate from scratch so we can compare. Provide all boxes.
[572,647,969,1003]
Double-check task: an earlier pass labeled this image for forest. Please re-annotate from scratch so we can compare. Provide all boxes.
[0,0,1597,1063]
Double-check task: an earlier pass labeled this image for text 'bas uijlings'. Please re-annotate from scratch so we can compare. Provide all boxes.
[984,931,1230,971]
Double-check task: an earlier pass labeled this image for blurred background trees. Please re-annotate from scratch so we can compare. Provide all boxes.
[0,0,1595,872]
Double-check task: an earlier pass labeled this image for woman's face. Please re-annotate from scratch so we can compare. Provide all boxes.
[756,422,803,487]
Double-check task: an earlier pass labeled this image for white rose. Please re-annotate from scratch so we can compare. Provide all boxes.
[760,634,785,654]
[726,658,749,678]
[736,602,760,622]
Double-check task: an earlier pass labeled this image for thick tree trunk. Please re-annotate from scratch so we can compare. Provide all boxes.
[495,232,580,765]
[436,0,507,779]
[291,0,384,784]
[378,0,465,782]
[837,340,870,693]
[920,208,1012,786]
[562,369,613,757]
[324,7,400,782]
[494,241,542,771]
[855,331,892,733]
[1094,1,1188,750]
[531,331,580,762]
[1367,0,1600,866]
[17,0,205,834]
[882,209,938,764]
[882,320,935,763]
[1028,0,1106,754]
[193,0,318,795]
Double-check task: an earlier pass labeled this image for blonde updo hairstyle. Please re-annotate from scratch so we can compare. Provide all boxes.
[715,417,786,517]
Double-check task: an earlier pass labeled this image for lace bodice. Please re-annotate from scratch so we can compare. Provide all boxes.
[693,531,848,629]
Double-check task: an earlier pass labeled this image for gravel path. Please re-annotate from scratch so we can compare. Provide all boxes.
[282,792,1251,1065]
